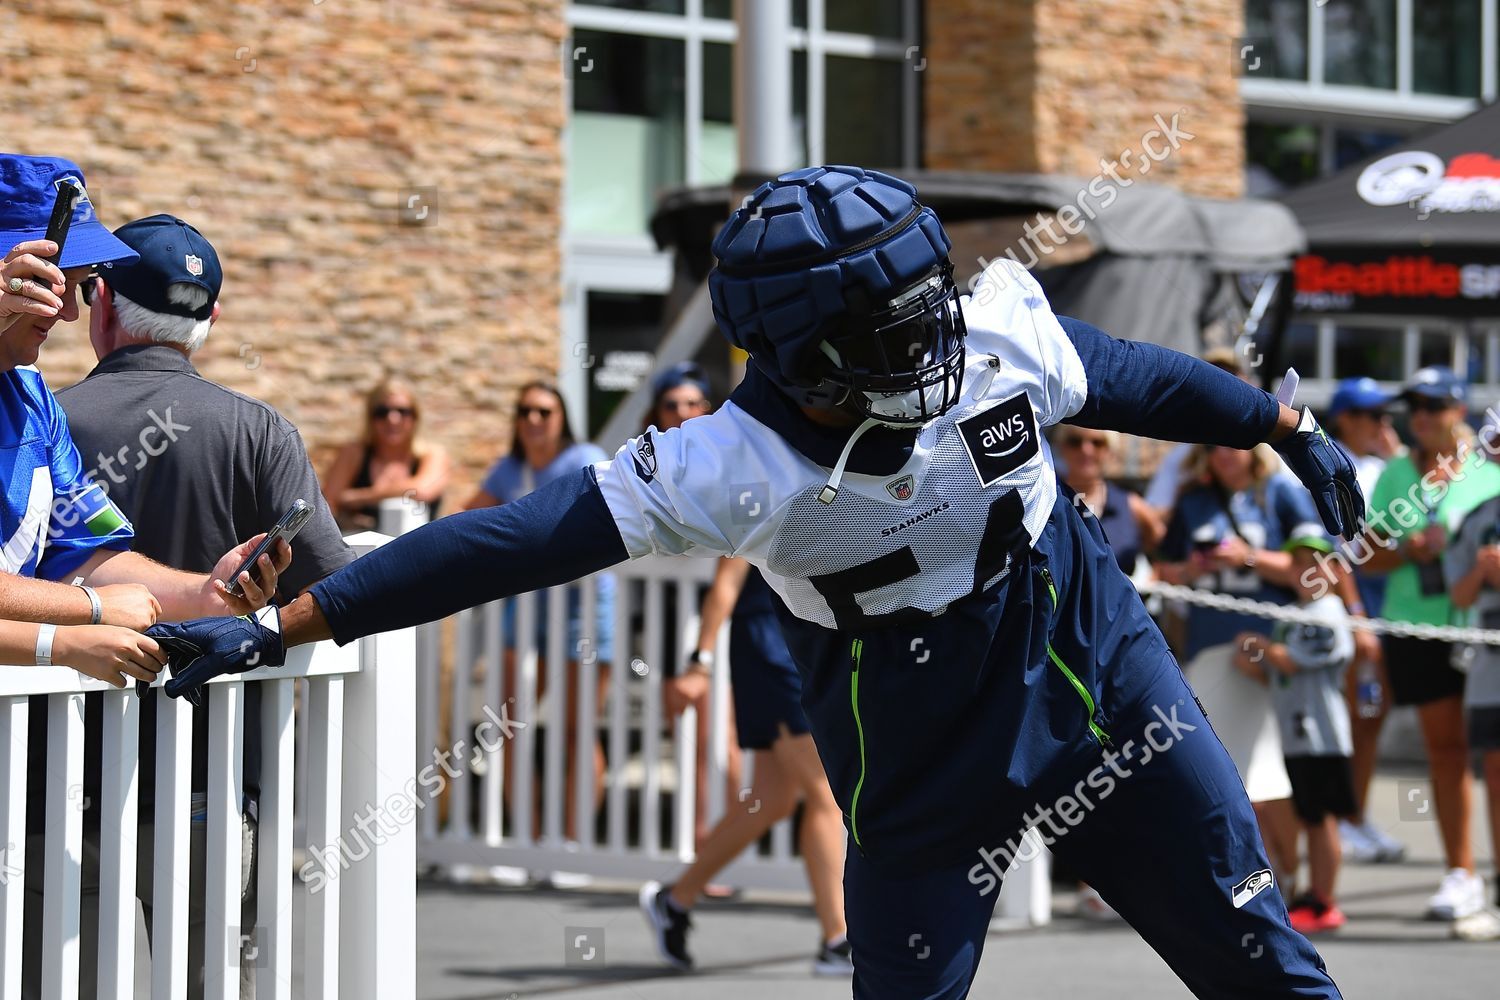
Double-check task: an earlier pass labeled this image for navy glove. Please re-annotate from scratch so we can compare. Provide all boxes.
[1273,406,1366,540]
[145,607,285,706]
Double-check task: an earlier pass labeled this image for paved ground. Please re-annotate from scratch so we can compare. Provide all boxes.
[412,768,1497,999]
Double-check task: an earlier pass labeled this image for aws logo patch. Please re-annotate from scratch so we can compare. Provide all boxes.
[956,391,1039,487]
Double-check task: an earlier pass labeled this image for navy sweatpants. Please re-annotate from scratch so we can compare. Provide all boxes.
[843,652,1342,999]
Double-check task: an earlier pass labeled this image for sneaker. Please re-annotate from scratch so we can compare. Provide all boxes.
[813,936,854,976]
[1427,868,1486,921]
[1338,820,1380,863]
[639,881,693,970]
[1452,908,1500,942]
[1288,894,1346,934]
[1077,884,1123,922]
[1355,820,1407,863]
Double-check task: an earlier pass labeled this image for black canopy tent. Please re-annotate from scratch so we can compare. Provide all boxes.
[1271,101,1500,381]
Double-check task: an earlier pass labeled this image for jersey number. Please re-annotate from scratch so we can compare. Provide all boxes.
[808,491,1026,630]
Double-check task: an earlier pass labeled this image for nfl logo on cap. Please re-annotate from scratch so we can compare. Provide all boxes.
[185,254,203,277]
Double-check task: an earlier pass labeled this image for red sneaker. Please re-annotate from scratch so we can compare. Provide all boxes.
[1289,895,1346,934]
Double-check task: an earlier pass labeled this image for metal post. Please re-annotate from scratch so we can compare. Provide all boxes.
[735,0,794,178]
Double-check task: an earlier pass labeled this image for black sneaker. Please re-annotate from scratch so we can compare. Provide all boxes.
[812,936,853,976]
[639,881,693,970]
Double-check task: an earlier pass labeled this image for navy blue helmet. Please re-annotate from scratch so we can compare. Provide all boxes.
[708,166,965,426]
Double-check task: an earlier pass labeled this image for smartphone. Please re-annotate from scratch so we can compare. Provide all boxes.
[41,180,83,268]
[225,499,311,598]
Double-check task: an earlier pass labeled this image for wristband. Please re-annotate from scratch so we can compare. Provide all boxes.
[77,584,102,625]
[35,624,56,666]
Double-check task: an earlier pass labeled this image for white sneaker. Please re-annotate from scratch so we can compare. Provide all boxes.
[1077,884,1123,922]
[1355,820,1407,863]
[1452,908,1500,942]
[1339,820,1380,863]
[1427,868,1486,921]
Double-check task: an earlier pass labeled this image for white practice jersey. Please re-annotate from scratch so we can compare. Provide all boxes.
[595,260,1091,631]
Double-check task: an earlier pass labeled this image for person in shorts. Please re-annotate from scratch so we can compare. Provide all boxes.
[1235,526,1356,934]
[1443,493,1500,939]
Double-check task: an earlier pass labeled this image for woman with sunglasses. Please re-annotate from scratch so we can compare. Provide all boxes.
[466,382,615,854]
[1360,367,1500,922]
[1055,428,1164,579]
[323,377,450,532]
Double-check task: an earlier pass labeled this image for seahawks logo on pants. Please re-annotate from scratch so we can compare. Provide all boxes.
[1232,869,1274,909]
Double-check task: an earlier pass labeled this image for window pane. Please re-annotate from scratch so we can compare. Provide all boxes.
[826,0,904,38]
[584,292,667,438]
[1419,331,1454,371]
[1243,0,1309,80]
[793,49,809,166]
[1333,324,1404,382]
[1414,0,1482,96]
[1331,128,1403,171]
[1323,0,1396,89]
[1245,123,1320,192]
[569,31,686,235]
[701,42,737,184]
[575,0,686,14]
[704,0,731,18]
[1280,321,1320,380]
[824,56,905,166]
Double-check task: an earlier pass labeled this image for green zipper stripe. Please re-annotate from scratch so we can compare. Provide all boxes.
[849,638,867,849]
[1042,571,1112,746]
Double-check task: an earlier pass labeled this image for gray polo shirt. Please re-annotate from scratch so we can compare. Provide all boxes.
[56,343,354,815]
[1443,495,1500,710]
[1267,594,1355,758]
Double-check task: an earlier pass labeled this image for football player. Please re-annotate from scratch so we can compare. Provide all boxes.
[150,167,1358,999]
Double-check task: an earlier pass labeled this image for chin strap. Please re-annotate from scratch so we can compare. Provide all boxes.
[818,416,884,505]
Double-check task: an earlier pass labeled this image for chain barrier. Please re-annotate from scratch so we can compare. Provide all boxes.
[1137,579,1500,646]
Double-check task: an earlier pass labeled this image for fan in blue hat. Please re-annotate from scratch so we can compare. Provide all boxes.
[0,154,138,366]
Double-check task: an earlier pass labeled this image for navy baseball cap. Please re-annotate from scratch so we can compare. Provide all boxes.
[650,361,711,400]
[1327,377,1391,418]
[0,154,138,269]
[101,215,221,321]
[1401,365,1467,407]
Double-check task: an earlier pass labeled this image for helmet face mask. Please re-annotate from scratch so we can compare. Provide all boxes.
[817,263,968,427]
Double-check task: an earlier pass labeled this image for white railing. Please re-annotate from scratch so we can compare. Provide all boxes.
[0,531,416,999]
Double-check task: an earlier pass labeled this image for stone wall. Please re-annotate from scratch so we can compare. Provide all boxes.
[924,0,1245,199]
[1,0,566,498]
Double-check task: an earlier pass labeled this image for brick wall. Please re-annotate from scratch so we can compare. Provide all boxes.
[925,0,1244,199]
[1,0,566,499]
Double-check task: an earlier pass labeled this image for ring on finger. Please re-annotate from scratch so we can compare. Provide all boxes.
[7,276,24,294]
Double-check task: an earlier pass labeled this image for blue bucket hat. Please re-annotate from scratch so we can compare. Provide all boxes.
[0,154,138,269]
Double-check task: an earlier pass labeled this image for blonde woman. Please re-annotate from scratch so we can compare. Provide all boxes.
[322,377,450,532]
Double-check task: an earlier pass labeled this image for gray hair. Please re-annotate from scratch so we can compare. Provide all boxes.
[112,284,213,353]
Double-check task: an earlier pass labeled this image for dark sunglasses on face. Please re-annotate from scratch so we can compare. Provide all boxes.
[372,405,415,420]
[518,405,555,420]
[79,273,102,307]
[1408,397,1455,414]
[1062,435,1108,450]
[661,397,708,413]
[1346,408,1387,420]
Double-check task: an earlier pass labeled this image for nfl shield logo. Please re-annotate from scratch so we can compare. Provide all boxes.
[886,475,915,501]
[185,254,203,276]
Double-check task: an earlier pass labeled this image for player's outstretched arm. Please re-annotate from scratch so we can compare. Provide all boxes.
[147,468,631,702]
[1057,316,1362,538]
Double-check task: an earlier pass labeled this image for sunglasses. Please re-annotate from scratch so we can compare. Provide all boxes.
[661,397,708,413]
[79,273,103,307]
[1062,435,1109,450]
[1345,408,1387,420]
[517,405,556,420]
[371,405,415,420]
[1407,397,1456,414]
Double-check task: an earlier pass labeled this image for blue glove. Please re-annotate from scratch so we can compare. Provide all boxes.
[145,607,285,706]
[1273,406,1366,540]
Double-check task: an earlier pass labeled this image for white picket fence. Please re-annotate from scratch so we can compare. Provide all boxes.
[0,531,416,999]
[410,546,1050,924]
